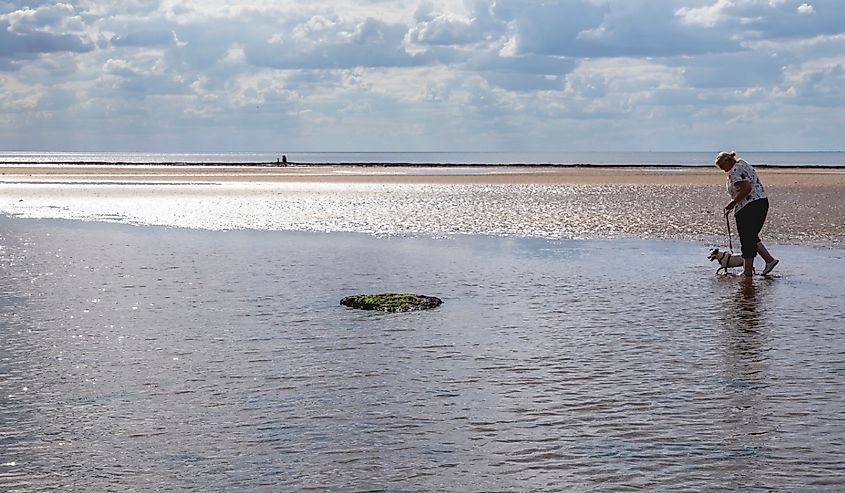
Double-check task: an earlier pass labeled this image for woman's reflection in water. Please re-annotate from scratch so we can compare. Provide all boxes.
[736,277,764,336]
[717,277,775,488]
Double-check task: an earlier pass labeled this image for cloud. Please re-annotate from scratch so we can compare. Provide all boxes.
[676,0,845,39]
[246,14,431,70]
[111,29,178,47]
[0,3,93,61]
[564,58,685,106]
[504,0,742,58]
[797,3,815,15]
[408,1,504,46]
[672,51,793,89]
[497,0,607,56]
[0,22,94,56]
[1,1,844,151]
[465,51,576,92]
[104,58,143,77]
[675,0,732,27]
[409,12,478,46]
[117,74,190,96]
[1,3,83,34]
[77,0,162,17]
[782,60,845,106]
[469,51,574,74]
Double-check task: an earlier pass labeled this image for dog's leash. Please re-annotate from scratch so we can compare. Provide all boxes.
[724,211,734,253]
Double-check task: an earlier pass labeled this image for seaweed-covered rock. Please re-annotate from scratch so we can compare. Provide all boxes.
[340,293,443,312]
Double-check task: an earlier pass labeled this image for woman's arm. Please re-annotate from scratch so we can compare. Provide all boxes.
[725,180,752,213]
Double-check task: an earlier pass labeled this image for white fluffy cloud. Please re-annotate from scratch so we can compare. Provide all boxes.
[0,2,93,63]
[797,3,815,15]
[2,3,82,34]
[0,0,843,151]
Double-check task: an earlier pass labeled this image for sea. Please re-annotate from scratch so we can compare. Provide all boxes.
[1,151,844,491]
[2,150,845,166]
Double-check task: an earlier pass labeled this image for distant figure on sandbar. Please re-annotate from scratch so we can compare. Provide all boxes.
[281,155,288,166]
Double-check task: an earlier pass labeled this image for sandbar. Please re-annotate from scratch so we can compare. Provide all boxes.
[1,163,845,186]
[2,164,844,245]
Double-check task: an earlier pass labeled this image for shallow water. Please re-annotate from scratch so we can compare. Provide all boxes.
[1,217,843,491]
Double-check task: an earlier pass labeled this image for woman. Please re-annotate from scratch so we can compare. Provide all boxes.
[715,151,779,277]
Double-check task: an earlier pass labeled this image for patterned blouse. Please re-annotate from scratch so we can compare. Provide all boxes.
[727,159,767,213]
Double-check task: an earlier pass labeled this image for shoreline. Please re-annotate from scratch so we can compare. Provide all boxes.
[4,212,845,250]
[3,161,845,168]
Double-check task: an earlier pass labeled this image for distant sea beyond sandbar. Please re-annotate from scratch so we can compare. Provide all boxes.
[1,150,845,167]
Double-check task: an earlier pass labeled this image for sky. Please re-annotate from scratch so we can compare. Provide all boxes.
[1,0,844,152]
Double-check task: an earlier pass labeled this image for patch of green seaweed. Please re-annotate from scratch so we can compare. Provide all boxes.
[340,293,443,312]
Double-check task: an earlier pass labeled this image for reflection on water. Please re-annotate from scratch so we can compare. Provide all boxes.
[729,277,768,358]
[716,277,773,490]
[1,217,844,492]
[737,278,760,323]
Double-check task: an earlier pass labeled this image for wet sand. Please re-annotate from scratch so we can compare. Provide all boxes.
[1,165,844,246]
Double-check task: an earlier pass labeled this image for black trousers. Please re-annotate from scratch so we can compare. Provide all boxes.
[735,198,769,259]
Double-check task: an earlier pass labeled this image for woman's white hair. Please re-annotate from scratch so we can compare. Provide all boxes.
[715,150,737,164]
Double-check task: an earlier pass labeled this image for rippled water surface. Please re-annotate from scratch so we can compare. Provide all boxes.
[1,217,844,492]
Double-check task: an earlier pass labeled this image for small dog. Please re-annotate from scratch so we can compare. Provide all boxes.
[708,248,744,275]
